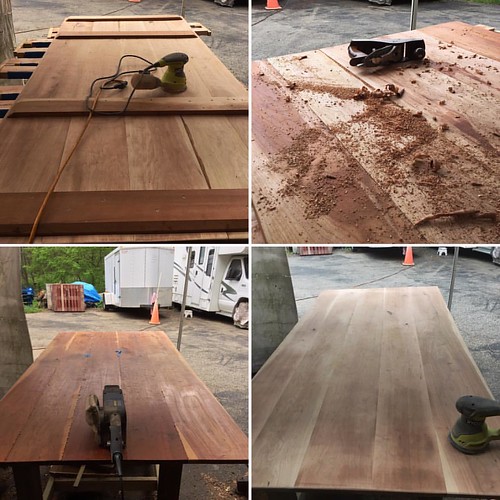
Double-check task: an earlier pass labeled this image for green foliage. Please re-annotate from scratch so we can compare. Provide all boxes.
[21,247,114,293]
[24,303,43,314]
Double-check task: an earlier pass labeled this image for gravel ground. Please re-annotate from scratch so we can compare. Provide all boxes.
[0,307,248,500]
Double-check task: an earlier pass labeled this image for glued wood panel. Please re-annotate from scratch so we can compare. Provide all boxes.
[0,16,248,242]
[252,22,500,243]
[0,331,248,464]
[253,287,500,497]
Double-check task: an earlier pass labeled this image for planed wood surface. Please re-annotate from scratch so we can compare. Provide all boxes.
[252,22,499,243]
[253,287,500,497]
[0,331,247,464]
[0,16,248,242]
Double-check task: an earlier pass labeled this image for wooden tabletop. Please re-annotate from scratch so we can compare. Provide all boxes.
[0,331,247,464]
[0,16,248,242]
[252,287,500,497]
[252,22,499,244]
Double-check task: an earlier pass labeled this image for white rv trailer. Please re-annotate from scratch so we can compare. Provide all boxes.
[103,246,174,309]
[173,246,249,327]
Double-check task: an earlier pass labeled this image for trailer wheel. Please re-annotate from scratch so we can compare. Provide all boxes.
[232,300,248,329]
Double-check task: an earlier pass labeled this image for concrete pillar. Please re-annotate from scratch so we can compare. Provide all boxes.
[0,0,15,63]
[252,247,298,375]
[0,248,33,399]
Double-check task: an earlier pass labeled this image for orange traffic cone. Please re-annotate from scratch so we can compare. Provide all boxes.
[265,0,281,10]
[149,300,160,325]
[402,246,415,266]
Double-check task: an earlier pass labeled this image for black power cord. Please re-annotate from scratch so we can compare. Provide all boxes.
[85,54,157,116]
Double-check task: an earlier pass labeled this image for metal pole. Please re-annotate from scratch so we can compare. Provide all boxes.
[177,247,192,351]
[180,0,187,19]
[448,247,459,310]
[410,0,418,30]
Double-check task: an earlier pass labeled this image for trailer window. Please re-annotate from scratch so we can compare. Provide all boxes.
[243,256,248,278]
[225,259,242,281]
[206,249,215,276]
[198,247,205,265]
[189,250,195,268]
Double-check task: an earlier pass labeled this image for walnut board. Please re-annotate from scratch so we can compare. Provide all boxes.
[0,16,248,242]
[252,287,500,497]
[0,331,248,464]
[252,22,499,243]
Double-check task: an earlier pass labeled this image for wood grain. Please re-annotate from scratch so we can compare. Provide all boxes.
[252,287,500,497]
[0,190,248,236]
[0,16,248,242]
[252,22,500,243]
[0,331,247,464]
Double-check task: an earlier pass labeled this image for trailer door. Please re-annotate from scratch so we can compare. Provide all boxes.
[218,257,246,315]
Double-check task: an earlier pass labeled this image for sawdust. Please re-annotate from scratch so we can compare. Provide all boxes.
[253,65,500,242]
[201,473,242,499]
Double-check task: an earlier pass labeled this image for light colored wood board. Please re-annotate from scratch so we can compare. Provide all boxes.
[252,23,500,243]
[8,97,248,116]
[252,287,500,497]
[251,58,424,244]
[419,22,500,61]
[0,331,247,464]
[182,115,248,189]
[323,35,500,149]
[0,190,248,237]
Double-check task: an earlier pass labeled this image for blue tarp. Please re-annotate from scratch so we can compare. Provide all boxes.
[71,281,102,304]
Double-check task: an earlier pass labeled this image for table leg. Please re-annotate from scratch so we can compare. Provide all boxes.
[157,462,183,500]
[12,464,43,500]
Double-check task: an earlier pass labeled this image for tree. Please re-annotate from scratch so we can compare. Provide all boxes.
[0,248,33,399]
[21,247,114,293]
[0,0,15,63]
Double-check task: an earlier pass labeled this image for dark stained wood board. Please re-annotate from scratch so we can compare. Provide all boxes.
[0,189,247,237]
[0,331,248,464]
[252,287,500,497]
[252,22,499,243]
[0,16,248,242]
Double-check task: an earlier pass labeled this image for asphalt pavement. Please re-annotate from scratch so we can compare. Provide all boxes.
[287,246,500,399]
[252,0,500,60]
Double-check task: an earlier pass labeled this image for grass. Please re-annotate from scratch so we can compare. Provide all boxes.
[24,303,43,314]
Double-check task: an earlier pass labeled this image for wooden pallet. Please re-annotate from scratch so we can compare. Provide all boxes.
[252,22,500,244]
[0,15,248,242]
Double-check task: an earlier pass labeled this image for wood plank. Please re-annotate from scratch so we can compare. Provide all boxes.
[420,21,500,61]
[13,47,47,58]
[252,287,500,497]
[0,231,248,244]
[252,23,499,244]
[0,331,247,464]
[64,15,184,21]
[0,190,248,237]
[7,97,248,116]
[0,16,248,242]
[56,31,197,39]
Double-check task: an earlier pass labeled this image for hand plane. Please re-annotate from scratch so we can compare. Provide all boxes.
[131,52,189,93]
[449,395,500,454]
[348,38,426,67]
[85,385,127,475]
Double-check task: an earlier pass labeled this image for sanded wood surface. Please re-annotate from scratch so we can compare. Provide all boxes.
[252,22,499,243]
[0,331,247,464]
[253,287,500,497]
[0,16,248,242]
